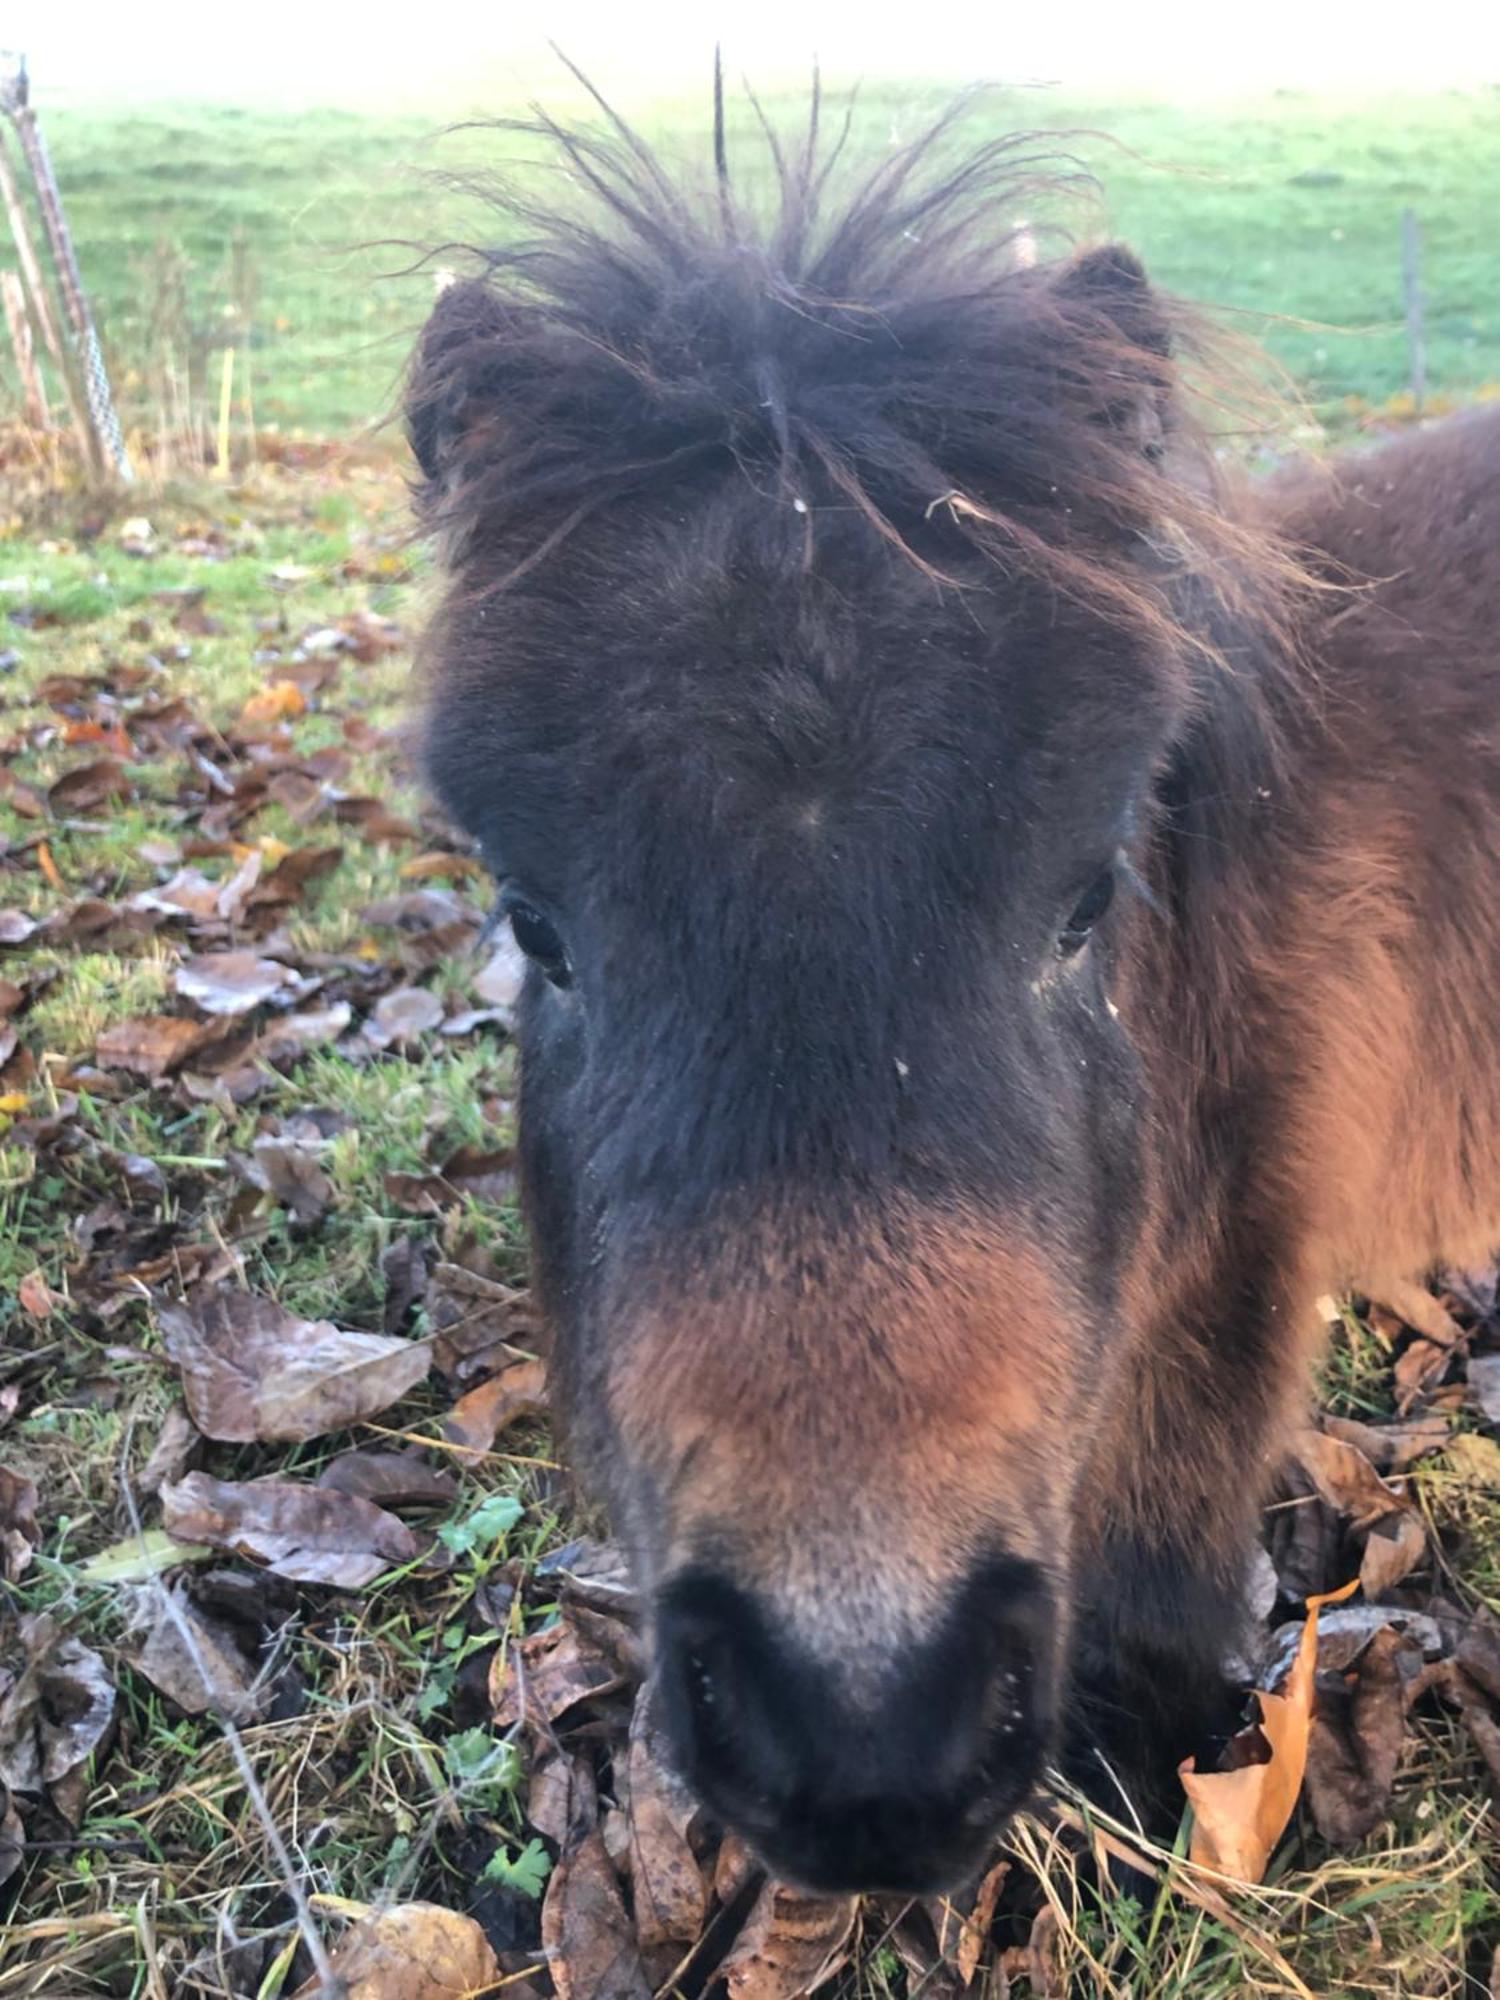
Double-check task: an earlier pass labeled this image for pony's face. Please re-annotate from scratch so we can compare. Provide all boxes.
[410,111,1221,1894]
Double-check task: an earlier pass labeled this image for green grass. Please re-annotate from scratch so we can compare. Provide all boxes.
[8,84,1499,440]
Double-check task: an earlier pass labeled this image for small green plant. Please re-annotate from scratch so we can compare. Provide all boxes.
[481,1837,553,1900]
[442,1727,520,1810]
[437,1491,524,1560]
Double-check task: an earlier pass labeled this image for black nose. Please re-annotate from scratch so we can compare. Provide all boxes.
[655,1557,1053,1896]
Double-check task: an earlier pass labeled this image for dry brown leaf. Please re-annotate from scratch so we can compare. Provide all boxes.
[0,1468,39,1584]
[542,1827,652,2000]
[365,984,444,1048]
[1303,1624,1412,1845]
[161,1471,427,1588]
[0,1778,20,1891]
[427,1263,539,1383]
[625,1689,708,1948]
[952,1856,1012,1984]
[0,1613,116,1797]
[47,757,131,812]
[95,1014,212,1078]
[129,1587,264,1723]
[1359,1508,1427,1598]
[719,1879,857,1999]
[529,1742,598,1846]
[291,1901,500,2000]
[400,850,486,882]
[174,950,316,1017]
[1180,1577,1359,1883]
[1442,1430,1500,1489]
[1320,1411,1451,1473]
[1295,1430,1406,1530]
[156,1290,431,1444]
[247,1129,334,1224]
[474,934,526,1008]
[442,1358,549,1457]
[316,1448,458,1509]
[0,911,38,948]
[238,680,307,726]
[139,1406,202,1495]
[1467,1352,1500,1425]
[384,1145,517,1214]
[17,1269,54,1319]
[1378,1279,1466,1350]
[491,1602,638,1731]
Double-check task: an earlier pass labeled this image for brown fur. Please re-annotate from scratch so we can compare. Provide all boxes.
[406,89,1500,1878]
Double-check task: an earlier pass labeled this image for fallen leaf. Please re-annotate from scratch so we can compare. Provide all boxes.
[443,1358,549,1456]
[1295,1430,1406,1530]
[156,1290,431,1443]
[1180,1577,1359,1883]
[128,1587,265,1723]
[0,1613,116,1797]
[95,1014,212,1078]
[474,934,526,1008]
[317,1448,458,1509]
[953,1856,1010,1986]
[365,985,444,1048]
[400,850,486,882]
[174,950,317,1017]
[47,757,131,812]
[1442,1430,1500,1488]
[1467,1353,1500,1425]
[17,1270,54,1319]
[0,1779,20,1890]
[0,911,37,947]
[384,1145,517,1214]
[0,1468,39,1583]
[542,1827,652,2000]
[1359,1508,1427,1598]
[427,1263,540,1383]
[161,1471,427,1588]
[492,1602,638,1732]
[247,1128,335,1224]
[292,1901,501,2000]
[625,1688,708,1947]
[139,1406,202,1495]
[1320,1411,1451,1473]
[1303,1624,1412,1844]
[1379,1279,1467,1349]
[74,1527,214,1584]
[719,1879,857,1999]
[238,680,307,726]
[528,1741,597,1846]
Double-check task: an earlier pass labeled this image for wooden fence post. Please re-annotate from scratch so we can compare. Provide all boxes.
[0,122,95,466]
[2,267,47,425]
[1,51,132,481]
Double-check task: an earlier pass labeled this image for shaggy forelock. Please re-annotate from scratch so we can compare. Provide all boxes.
[406,78,1298,650]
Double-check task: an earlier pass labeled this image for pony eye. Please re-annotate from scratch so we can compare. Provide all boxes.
[1058,867,1116,956]
[506,899,573,987]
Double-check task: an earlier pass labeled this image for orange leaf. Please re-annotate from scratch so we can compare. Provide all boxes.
[237,680,307,726]
[36,843,64,892]
[1179,1576,1359,1883]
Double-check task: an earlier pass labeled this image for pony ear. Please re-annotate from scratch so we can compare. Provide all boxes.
[1053,244,1174,460]
[406,278,511,487]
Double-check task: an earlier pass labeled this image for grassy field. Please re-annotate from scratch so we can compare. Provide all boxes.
[2,77,1500,2000]
[9,84,1500,440]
